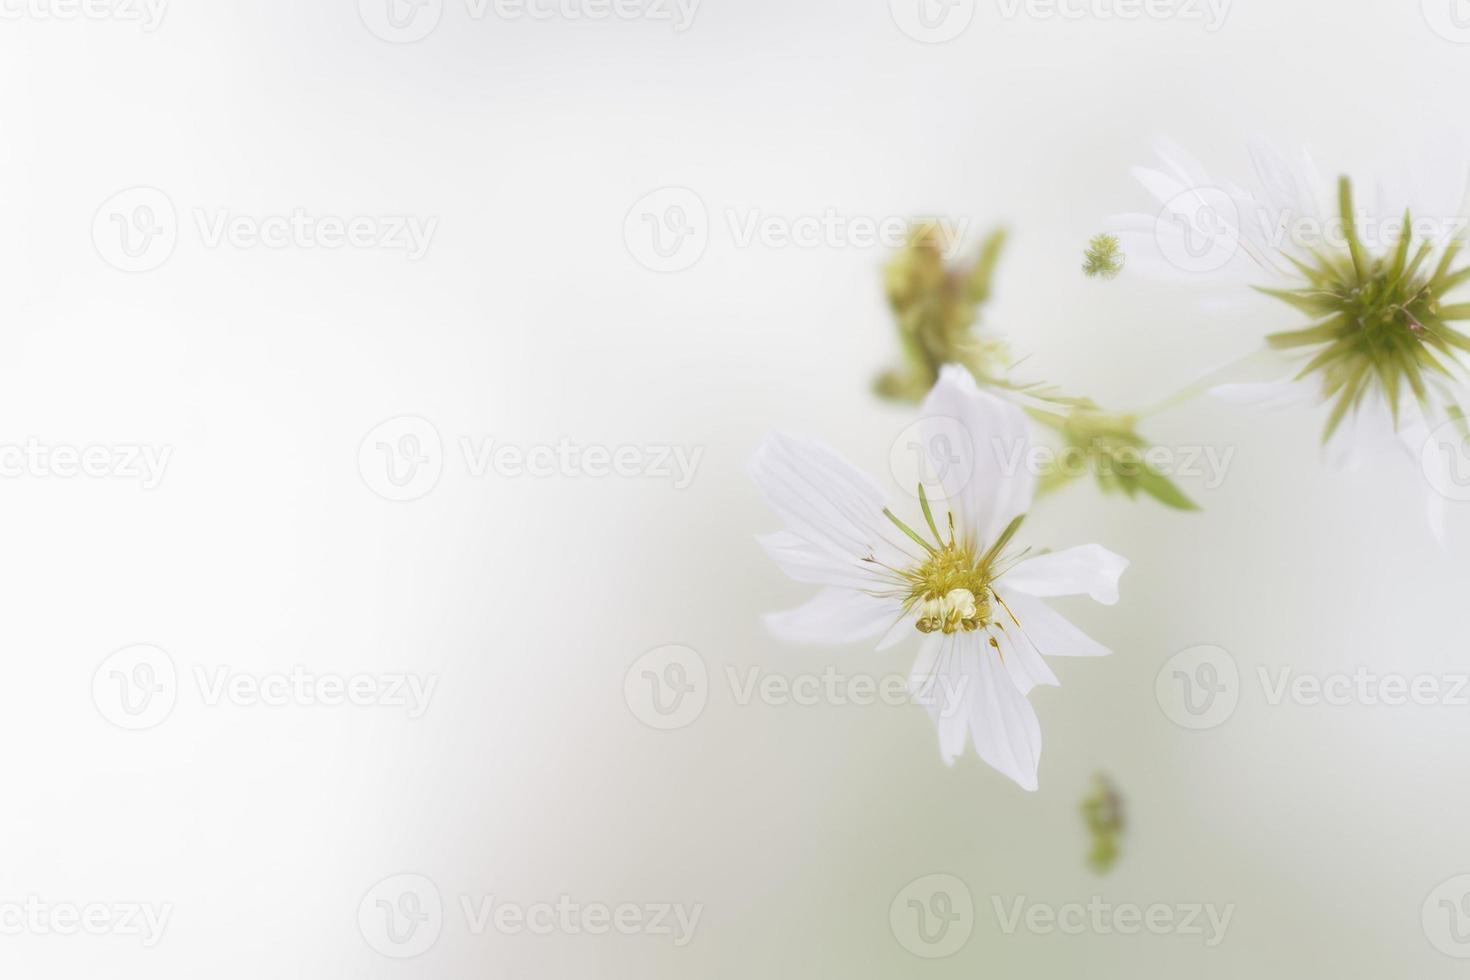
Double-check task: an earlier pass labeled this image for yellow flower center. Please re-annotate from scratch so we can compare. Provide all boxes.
[874,488,1025,637]
[908,544,994,635]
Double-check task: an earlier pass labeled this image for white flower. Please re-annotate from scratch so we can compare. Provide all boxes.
[1114,137,1470,543]
[749,366,1128,791]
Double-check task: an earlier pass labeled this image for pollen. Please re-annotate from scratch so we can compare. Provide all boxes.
[915,584,990,635]
[877,486,1026,636]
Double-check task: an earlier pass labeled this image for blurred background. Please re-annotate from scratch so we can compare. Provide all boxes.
[2,0,1469,976]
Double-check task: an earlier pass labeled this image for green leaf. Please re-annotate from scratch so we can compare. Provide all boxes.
[1130,466,1200,510]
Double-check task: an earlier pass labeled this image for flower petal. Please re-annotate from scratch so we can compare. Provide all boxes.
[756,532,896,592]
[908,633,968,763]
[1001,545,1128,605]
[763,588,902,646]
[996,588,1111,658]
[750,433,917,582]
[989,619,1059,694]
[875,608,919,652]
[969,640,1043,791]
[918,365,1035,548]
[908,630,1043,790]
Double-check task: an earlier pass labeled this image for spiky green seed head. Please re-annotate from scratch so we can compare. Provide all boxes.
[1262,178,1470,441]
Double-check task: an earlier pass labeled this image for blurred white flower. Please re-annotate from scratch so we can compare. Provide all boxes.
[750,366,1127,791]
[1114,138,1470,542]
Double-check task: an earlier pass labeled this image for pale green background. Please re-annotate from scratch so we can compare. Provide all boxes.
[1,0,1467,976]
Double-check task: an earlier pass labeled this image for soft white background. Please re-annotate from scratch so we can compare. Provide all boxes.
[2,0,1468,976]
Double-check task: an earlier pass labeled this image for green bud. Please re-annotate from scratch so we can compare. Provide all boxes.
[1083,233,1126,280]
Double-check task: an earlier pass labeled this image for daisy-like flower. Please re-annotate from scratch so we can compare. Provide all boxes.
[750,366,1127,791]
[1114,138,1470,540]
